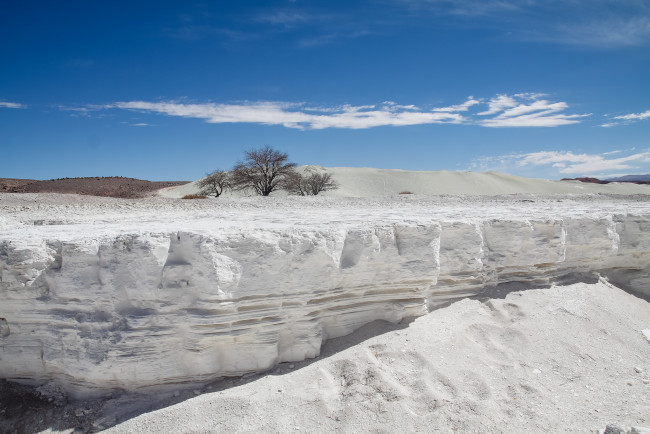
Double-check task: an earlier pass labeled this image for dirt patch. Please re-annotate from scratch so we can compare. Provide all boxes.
[0,177,189,198]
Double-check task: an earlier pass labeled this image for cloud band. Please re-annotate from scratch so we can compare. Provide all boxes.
[104,93,586,130]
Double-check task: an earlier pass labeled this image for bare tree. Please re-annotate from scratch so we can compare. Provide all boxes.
[285,167,340,196]
[283,171,308,196]
[305,170,339,195]
[231,146,297,196]
[197,170,231,197]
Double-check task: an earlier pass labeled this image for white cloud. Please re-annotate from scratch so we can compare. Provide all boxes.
[298,29,372,47]
[614,110,650,121]
[477,94,517,115]
[403,1,650,48]
[601,109,650,127]
[433,97,480,112]
[110,100,465,130]
[256,11,312,25]
[478,94,589,127]
[472,150,650,176]
[517,151,593,167]
[482,112,588,127]
[556,152,650,174]
[404,0,533,17]
[478,94,590,127]
[383,101,420,110]
[57,104,107,118]
[0,101,25,109]
[541,16,650,48]
[108,93,584,130]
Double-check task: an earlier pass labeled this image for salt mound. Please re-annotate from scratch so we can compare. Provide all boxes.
[159,167,650,198]
[105,281,650,433]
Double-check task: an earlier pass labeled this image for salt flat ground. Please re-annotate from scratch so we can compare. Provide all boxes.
[1,191,649,433]
[3,193,650,238]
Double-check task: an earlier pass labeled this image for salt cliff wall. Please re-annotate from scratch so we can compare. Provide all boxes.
[1,214,649,396]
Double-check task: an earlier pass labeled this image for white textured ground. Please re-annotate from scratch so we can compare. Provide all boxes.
[1,187,650,432]
[4,280,648,433]
[103,281,650,434]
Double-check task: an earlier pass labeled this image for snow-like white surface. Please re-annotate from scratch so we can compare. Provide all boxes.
[101,281,650,434]
[2,192,650,399]
[159,167,650,198]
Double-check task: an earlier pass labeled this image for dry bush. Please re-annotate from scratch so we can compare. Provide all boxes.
[182,194,207,199]
[285,167,339,196]
[197,170,231,197]
[398,191,413,195]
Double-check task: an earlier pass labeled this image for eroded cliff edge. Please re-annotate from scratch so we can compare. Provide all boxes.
[1,194,649,397]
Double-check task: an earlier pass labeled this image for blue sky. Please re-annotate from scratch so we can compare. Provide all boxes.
[1,0,649,181]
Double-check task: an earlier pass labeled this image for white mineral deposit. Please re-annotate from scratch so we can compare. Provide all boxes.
[1,170,649,433]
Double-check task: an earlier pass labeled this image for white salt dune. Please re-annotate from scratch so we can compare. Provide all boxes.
[160,166,650,198]
[97,281,649,433]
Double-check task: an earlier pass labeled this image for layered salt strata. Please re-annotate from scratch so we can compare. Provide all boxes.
[1,194,649,396]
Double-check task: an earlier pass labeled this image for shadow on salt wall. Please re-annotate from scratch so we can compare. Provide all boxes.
[0,319,413,434]
[471,272,599,302]
[468,270,650,304]
[2,271,647,433]
[601,269,650,303]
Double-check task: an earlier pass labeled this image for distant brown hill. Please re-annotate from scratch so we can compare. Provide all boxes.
[561,177,650,186]
[0,177,189,198]
[560,177,610,184]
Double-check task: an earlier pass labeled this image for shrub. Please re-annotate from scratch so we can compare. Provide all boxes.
[197,170,231,197]
[182,194,207,199]
[398,191,413,195]
[285,167,340,196]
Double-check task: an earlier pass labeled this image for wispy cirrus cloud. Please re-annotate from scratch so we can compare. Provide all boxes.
[543,16,650,48]
[401,0,650,48]
[165,6,365,48]
[161,1,650,49]
[256,11,311,25]
[471,149,650,177]
[298,29,372,47]
[602,109,650,127]
[478,94,589,127]
[402,0,534,17]
[56,104,107,118]
[477,94,519,116]
[104,93,585,130]
[518,150,650,174]
[614,110,650,121]
[0,101,26,109]
[109,100,464,129]
[433,97,480,112]
[254,10,332,27]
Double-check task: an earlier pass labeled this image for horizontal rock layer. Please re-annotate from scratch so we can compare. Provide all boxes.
[1,195,649,396]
